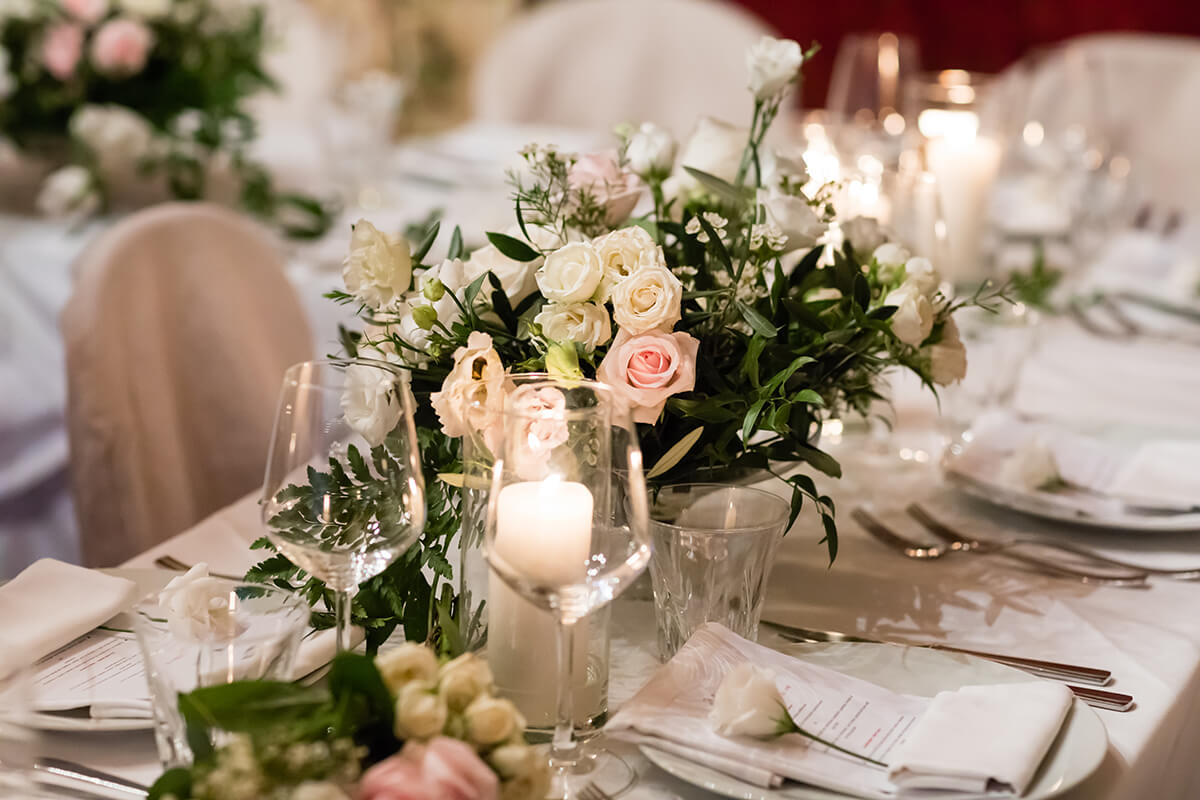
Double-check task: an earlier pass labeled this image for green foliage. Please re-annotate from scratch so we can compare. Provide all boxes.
[1007,244,1063,311]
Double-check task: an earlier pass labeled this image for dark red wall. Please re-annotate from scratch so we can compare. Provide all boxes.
[732,0,1200,107]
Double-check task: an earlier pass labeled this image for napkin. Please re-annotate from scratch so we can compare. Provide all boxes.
[887,681,1073,795]
[0,559,138,677]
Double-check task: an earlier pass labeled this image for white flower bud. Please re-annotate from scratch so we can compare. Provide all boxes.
[463,695,523,747]
[376,642,439,695]
[394,680,448,740]
[437,653,494,712]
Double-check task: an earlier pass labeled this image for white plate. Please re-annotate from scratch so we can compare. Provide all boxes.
[640,642,1108,800]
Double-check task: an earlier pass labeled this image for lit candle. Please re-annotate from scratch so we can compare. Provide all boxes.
[487,480,602,727]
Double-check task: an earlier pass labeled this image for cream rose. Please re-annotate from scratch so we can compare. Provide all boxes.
[596,328,699,424]
[841,216,887,256]
[36,165,99,218]
[157,564,242,642]
[611,262,683,334]
[535,242,603,304]
[463,695,522,747]
[394,681,448,741]
[929,316,968,385]
[568,151,641,225]
[376,642,439,695]
[341,363,402,446]
[533,302,611,352]
[69,104,155,170]
[885,283,935,347]
[757,188,825,252]
[872,242,911,269]
[593,226,660,301]
[343,220,413,311]
[437,653,494,712]
[710,663,787,737]
[746,36,803,100]
[903,256,940,299]
[625,122,676,177]
[429,332,506,440]
[1000,436,1059,490]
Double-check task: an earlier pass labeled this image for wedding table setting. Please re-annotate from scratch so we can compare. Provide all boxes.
[3,4,1200,800]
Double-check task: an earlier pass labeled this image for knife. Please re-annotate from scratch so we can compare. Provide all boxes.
[33,757,148,798]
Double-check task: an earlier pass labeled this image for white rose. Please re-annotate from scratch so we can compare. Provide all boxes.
[463,695,523,747]
[157,564,243,642]
[885,283,935,346]
[670,116,747,196]
[535,242,603,304]
[376,642,439,695]
[36,166,100,219]
[757,188,825,252]
[69,105,156,171]
[341,362,402,446]
[625,122,676,177]
[429,331,506,440]
[393,681,448,740]
[464,237,539,306]
[872,242,911,269]
[929,316,968,385]
[611,262,683,334]
[593,226,660,300]
[437,653,494,712]
[710,663,787,738]
[534,302,611,352]
[291,782,352,800]
[903,256,940,298]
[841,216,887,256]
[342,220,413,311]
[117,0,170,17]
[746,36,804,100]
[1000,435,1059,490]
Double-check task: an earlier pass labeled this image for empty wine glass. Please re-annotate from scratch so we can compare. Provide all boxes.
[826,32,921,168]
[261,359,425,652]
[483,378,651,798]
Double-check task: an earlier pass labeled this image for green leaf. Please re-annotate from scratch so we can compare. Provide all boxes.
[179,681,328,762]
[764,356,815,395]
[486,272,518,333]
[795,445,843,478]
[792,389,824,406]
[411,220,441,265]
[683,167,750,205]
[347,445,373,483]
[646,428,704,479]
[486,231,541,262]
[820,512,839,564]
[337,324,359,358]
[788,246,824,287]
[736,301,778,338]
[853,273,870,310]
[148,768,192,800]
[666,397,738,423]
[742,399,767,444]
[740,336,766,387]
[447,225,464,260]
[463,273,489,311]
[697,215,733,272]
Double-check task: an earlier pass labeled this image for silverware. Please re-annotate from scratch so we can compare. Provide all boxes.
[763,624,1134,712]
[761,621,1112,685]
[852,507,1149,586]
[154,555,242,581]
[33,757,148,797]
[579,782,613,800]
[908,504,1200,580]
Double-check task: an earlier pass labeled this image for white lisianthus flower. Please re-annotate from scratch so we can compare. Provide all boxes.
[929,316,968,385]
[157,564,243,642]
[393,681,448,741]
[872,242,911,270]
[429,332,507,441]
[885,283,935,346]
[534,302,611,352]
[668,116,747,197]
[69,104,155,171]
[710,663,787,737]
[593,225,659,300]
[0,46,14,101]
[841,216,887,256]
[342,220,413,311]
[36,165,100,219]
[611,262,683,334]
[340,363,402,446]
[535,242,603,303]
[437,653,495,712]
[463,695,523,747]
[757,188,825,252]
[116,0,170,17]
[625,121,676,177]
[464,232,540,306]
[761,149,808,187]
[1000,435,1059,490]
[746,36,804,100]
[376,642,439,695]
[903,256,940,298]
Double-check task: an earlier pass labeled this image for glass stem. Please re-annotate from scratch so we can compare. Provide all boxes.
[333,587,358,652]
[551,616,579,768]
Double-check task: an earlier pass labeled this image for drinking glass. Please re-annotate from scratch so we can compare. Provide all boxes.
[261,359,426,652]
[647,484,789,660]
[132,580,308,768]
[826,32,921,169]
[483,378,650,798]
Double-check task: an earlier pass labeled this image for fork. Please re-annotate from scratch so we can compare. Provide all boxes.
[579,783,613,800]
[851,508,1149,586]
[908,504,1200,580]
[153,555,243,581]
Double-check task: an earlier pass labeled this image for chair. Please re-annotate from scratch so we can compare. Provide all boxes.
[471,0,775,138]
[62,203,312,566]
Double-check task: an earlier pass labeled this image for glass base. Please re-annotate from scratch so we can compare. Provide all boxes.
[546,747,636,799]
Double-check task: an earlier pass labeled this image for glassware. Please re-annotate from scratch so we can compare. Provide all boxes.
[826,32,921,169]
[261,359,426,652]
[647,484,789,661]
[0,664,37,797]
[483,377,651,798]
[132,580,308,768]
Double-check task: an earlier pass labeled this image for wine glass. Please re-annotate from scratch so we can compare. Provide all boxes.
[261,359,425,651]
[826,32,921,168]
[483,378,651,798]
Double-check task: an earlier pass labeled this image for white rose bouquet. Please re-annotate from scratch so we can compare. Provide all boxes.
[251,36,994,650]
[0,0,329,236]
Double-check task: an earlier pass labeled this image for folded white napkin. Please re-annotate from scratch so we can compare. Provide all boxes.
[0,559,138,677]
[887,681,1073,795]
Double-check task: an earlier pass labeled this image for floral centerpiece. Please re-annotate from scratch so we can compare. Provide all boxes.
[251,36,984,649]
[0,0,329,235]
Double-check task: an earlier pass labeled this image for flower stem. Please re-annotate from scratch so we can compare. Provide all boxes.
[779,704,886,767]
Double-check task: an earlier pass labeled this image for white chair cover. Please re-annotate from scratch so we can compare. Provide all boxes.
[61,203,312,566]
[471,0,774,138]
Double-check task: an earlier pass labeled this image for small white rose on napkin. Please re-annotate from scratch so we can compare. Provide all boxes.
[1000,436,1062,490]
[157,563,244,642]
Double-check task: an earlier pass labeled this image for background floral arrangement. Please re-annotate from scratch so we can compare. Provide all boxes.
[251,36,984,649]
[149,643,547,800]
[0,0,329,235]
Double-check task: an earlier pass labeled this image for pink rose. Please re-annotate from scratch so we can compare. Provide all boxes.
[568,152,642,225]
[41,24,84,80]
[90,18,153,76]
[596,328,699,424]
[359,738,499,800]
[508,385,569,480]
[61,0,108,24]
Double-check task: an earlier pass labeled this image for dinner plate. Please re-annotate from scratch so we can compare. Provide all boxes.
[640,641,1108,800]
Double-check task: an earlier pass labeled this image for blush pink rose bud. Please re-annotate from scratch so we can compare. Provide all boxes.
[41,23,84,80]
[359,738,499,800]
[596,328,699,424]
[568,151,642,226]
[90,18,153,76]
[61,0,108,24]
